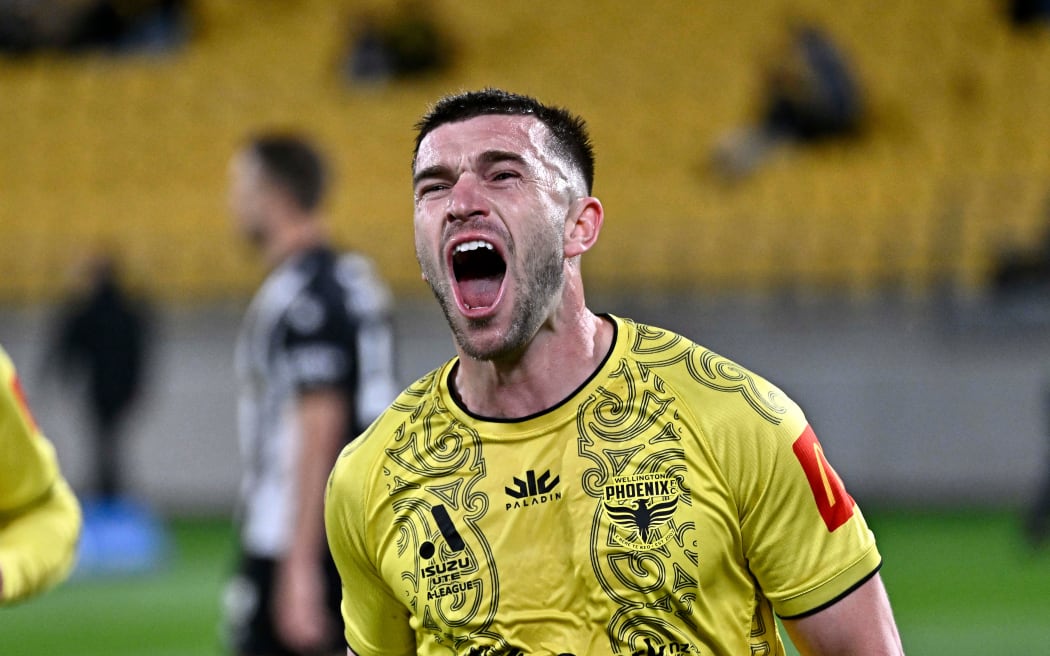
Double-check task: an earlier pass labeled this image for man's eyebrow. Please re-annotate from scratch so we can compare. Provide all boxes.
[413,150,529,187]
[478,150,528,168]
[413,164,451,187]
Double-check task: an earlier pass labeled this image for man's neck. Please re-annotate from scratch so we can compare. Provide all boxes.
[452,310,614,419]
[266,216,326,268]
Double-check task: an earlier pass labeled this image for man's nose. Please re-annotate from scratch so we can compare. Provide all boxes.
[446,174,488,222]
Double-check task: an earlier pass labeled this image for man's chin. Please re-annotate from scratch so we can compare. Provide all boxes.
[453,318,528,362]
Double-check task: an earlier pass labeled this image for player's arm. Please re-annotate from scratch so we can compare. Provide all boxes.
[275,386,348,651]
[325,425,416,656]
[781,573,903,655]
[0,347,82,605]
[722,395,897,654]
[0,478,81,605]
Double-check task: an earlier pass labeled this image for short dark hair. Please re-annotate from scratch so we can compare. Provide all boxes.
[247,134,327,212]
[413,88,596,194]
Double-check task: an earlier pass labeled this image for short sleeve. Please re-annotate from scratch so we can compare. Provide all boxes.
[734,410,881,619]
[0,351,60,511]
[325,442,415,655]
[0,348,83,604]
[281,291,355,392]
[0,478,82,605]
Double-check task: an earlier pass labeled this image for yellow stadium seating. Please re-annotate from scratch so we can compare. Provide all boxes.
[1,1,1049,301]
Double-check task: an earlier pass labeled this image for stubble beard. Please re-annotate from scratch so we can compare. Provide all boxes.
[418,233,564,362]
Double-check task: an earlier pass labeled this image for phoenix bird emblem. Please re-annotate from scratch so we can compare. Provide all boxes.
[604,497,678,544]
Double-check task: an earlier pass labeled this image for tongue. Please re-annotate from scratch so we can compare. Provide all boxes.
[459,275,502,309]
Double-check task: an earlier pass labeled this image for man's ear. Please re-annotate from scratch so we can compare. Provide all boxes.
[564,197,604,258]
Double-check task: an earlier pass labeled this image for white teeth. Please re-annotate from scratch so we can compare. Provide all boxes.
[453,240,494,254]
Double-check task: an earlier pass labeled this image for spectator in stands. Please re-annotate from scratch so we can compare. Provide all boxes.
[992,193,1050,297]
[342,12,394,86]
[45,252,152,504]
[0,0,188,55]
[1006,0,1050,28]
[384,0,448,78]
[711,22,864,180]
[341,1,449,87]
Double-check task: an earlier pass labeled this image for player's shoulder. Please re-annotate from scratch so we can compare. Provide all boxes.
[333,250,392,317]
[617,316,803,431]
[295,247,348,306]
[0,345,14,382]
[0,346,19,415]
[279,249,358,333]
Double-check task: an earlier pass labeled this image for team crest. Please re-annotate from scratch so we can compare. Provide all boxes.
[603,472,680,550]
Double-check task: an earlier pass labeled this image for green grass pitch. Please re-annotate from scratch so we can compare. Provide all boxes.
[2,510,1049,655]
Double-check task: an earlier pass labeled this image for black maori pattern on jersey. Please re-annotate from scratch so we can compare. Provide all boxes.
[579,319,781,654]
[578,352,695,654]
[629,322,790,426]
[385,395,511,654]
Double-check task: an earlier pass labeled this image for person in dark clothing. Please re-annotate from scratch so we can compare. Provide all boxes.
[1007,0,1050,28]
[0,0,189,55]
[759,25,863,144]
[711,22,864,180]
[48,254,150,501]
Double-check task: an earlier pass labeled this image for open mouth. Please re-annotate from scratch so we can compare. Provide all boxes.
[451,239,506,311]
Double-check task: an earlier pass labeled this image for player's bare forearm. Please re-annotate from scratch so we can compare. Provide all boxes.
[289,388,349,562]
[782,573,904,655]
[275,387,349,650]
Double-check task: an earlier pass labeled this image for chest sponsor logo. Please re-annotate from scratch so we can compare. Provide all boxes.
[603,472,680,550]
[504,469,562,510]
[421,555,481,600]
[417,504,481,600]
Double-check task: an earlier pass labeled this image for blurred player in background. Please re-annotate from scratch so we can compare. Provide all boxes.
[325,89,903,655]
[224,133,398,656]
[0,345,82,606]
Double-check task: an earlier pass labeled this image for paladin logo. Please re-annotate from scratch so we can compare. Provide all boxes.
[504,469,563,510]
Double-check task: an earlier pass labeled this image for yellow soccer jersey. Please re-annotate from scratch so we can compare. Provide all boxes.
[325,316,880,656]
[0,346,81,605]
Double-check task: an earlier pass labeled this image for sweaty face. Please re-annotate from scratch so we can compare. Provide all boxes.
[413,114,580,361]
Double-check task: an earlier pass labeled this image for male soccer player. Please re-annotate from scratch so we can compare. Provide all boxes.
[225,133,398,656]
[325,89,904,655]
[0,345,82,605]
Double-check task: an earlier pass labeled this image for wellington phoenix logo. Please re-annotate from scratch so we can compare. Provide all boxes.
[603,472,680,550]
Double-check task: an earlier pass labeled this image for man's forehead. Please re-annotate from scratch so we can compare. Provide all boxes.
[230,149,266,183]
[415,114,550,168]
